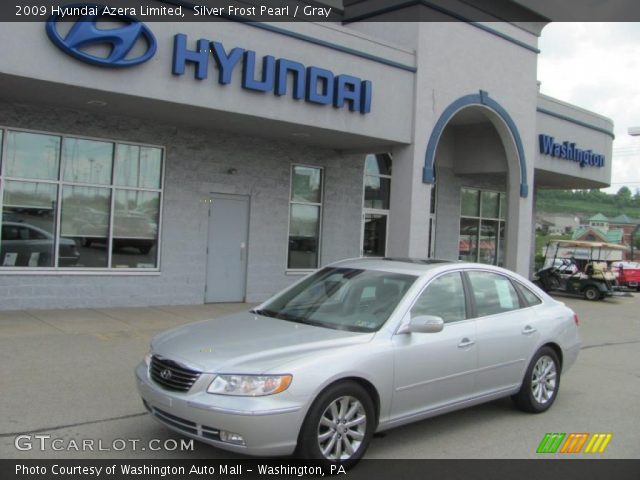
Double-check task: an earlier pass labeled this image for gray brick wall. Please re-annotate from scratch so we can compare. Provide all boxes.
[0,102,364,310]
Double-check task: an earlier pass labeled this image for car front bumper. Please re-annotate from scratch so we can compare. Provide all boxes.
[135,362,307,457]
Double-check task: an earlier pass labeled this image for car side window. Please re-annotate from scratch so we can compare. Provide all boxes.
[410,272,466,323]
[514,282,542,307]
[467,271,521,317]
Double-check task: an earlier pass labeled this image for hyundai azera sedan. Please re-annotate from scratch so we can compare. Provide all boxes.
[136,258,580,463]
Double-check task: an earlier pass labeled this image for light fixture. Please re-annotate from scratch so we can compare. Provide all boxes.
[227,167,238,174]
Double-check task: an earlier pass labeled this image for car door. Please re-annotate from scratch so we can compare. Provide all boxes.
[465,270,540,397]
[391,271,477,420]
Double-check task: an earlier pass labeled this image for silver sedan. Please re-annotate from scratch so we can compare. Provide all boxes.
[135,258,580,464]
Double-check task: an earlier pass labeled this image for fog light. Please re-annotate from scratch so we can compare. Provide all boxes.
[219,430,245,446]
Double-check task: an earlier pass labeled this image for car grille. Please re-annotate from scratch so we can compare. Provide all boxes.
[149,355,201,392]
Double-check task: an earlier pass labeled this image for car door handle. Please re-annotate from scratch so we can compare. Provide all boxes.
[522,325,537,335]
[458,338,475,348]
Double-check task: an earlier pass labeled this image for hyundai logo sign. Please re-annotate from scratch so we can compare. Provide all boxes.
[46,4,156,68]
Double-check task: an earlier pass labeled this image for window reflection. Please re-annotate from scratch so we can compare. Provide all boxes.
[364,175,390,210]
[115,145,162,189]
[291,166,322,203]
[1,130,163,270]
[1,181,62,267]
[5,131,60,180]
[459,188,506,266]
[112,190,159,268]
[288,203,320,269]
[60,186,110,268]
[363,214,387,257]
[62,138,113,185]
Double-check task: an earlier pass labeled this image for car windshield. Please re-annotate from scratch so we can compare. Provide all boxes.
[254,267,417,332]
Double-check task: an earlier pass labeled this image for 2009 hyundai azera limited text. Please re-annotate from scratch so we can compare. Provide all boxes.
[136,258,580,463]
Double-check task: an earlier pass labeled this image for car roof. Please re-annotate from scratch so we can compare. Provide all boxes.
[331,257,478,276]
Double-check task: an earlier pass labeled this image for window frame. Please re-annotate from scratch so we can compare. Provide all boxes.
[361,153,392,257]
[462,269,531,318]
[458,187,507,266]
[400,270,474,328]
[0,125,165,275]
[286,163,324,273]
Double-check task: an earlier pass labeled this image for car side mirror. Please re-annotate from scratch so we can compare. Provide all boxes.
[398,315,444,334]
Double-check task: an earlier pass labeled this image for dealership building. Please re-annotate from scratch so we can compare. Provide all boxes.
[0,1,614,310]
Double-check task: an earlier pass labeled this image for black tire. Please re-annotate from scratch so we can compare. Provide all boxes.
[512,346,561,413]
[583,286,600,301]
[296,381,375,467]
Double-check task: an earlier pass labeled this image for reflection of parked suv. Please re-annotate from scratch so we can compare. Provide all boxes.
[76,209,157,254]
[1,222,80,267]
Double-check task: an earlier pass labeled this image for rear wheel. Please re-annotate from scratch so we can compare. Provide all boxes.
[296,382,375,466]
[583,286,600,301]
[513,347,561,413]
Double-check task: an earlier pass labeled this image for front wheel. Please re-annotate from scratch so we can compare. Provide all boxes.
[584,286,601,301]
[512,347,561,413]
[296,382,375,466]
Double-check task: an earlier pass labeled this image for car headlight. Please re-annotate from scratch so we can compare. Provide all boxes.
[207,374,292,396]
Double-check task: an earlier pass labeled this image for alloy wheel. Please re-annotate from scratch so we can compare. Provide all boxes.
[317,395,367,460]
[531,355,557,404]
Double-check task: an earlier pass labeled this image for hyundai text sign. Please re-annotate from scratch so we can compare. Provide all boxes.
[46,4,157,67]
[44,6,372,114]
[539,134,605,168]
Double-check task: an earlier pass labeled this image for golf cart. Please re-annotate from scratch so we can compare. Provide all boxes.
[534,240,625,301]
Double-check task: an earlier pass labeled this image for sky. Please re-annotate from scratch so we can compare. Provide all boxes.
[537,22,640,194]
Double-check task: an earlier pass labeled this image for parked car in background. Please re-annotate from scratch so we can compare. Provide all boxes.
[1,221,80,267]
[136,258,580,464]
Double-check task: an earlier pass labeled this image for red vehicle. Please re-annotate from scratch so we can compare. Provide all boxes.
[613,262,640,291]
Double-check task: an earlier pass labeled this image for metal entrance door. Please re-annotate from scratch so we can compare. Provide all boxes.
[205,194,249,303]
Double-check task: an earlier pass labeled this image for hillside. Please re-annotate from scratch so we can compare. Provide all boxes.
[536,188,640,219]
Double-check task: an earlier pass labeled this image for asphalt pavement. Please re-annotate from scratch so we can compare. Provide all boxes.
[0,294,638,459]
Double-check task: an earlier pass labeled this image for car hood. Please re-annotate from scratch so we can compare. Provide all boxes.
[150,311,374,373]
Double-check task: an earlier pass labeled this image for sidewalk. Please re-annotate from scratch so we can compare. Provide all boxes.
[0,303,254,338]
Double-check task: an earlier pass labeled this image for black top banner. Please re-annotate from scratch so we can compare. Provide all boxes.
[3,0,640,22]
[3,459,640,480]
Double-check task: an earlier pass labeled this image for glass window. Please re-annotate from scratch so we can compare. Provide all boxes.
[62,138,113,185]
[112,190,159,268]
[1,181,59,267]
[460,188,506,266]
[5,131,60,180]
[467,271,521,317]
[481,191,499,218]
[411,272,466,323]
[291,165,322,203]
[515,282,542,307]
[261,267,416,332]
[362,153,392,257]
[362,214,387,257]
[461,188,479,217]
[0,128,164,271]
[364,175,390,209]
[288,166,323,270]
[459,218,479,262]
[59,186,110,268]
[364,153,392,176]
[499,192,506,220]
[115,145,162,189]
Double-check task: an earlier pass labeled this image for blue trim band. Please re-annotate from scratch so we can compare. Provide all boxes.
[344,1,540,54]
[159,0,417,73]
[536,107,615,139]
[423,90,529,198]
